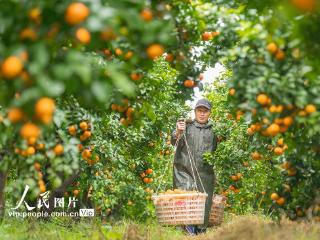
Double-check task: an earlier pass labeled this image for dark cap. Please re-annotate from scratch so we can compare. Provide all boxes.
[195,98,212,110]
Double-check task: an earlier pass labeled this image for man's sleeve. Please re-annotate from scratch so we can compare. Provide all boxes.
[212,134,218,152]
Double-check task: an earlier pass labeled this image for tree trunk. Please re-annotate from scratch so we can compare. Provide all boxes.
[0,171,8,221]
[42,171,80,217]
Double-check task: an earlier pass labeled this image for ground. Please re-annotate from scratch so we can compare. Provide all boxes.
[0,214,319,240]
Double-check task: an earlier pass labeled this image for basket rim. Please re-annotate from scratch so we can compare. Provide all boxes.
[151,192,208,200]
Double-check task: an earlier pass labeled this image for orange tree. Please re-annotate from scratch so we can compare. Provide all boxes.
[194,0,320,220]
[0,0,193,220]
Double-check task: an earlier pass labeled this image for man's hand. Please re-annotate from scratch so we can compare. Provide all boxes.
[176,120,186,136]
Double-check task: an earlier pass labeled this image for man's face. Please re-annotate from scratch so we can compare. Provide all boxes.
[195,106,210,124]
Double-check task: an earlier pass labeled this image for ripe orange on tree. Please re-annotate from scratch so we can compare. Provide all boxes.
[146,44,164,59]
[130,72,142,81]
[266,123,280,136]
[184,79,194,88]
[270,192,280,201]
[276,197,286,206]
[76,28,91,44]
[283,116,294,126]
[26,146,36,155]
[145,168,153,174]
[1,56,23,79]
[266,42,278,54]
[79,121,88,131]
[202,31,213,41]
[165,53,174,62]
[229,88,236,96]
[256,94,269,105]
[68,125,77,136]
[305,104,316,114]
[28,7,41,23]
[65,2,90,25]
[35,97,55,124]
[83,130,91,139]
[34,162,41,171]
[291,0,317,12]
[7,108,24,123]
[275,49,285,61]
[20,122,41,139]
[274,147,284,155]
[140,8,153,21]
[54,144,64,156]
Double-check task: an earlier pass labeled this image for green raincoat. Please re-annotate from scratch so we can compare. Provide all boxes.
[171,119,217,227]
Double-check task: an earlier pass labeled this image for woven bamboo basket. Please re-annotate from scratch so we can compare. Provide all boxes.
[209,194,226,226]
[152,192,208,225]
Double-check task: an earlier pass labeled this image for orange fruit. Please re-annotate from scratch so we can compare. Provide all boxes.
[73,189,80,196]
[111,104,118,111]
[20,123,41,139]
[251,151,261,160]
[115,48,122,56]
[277,138,284,146]
[275,49,285,61]
[274,118,283,125]
[291,0,317,12]
[20,28,38,41]
[82,149,92,159]
[143,177,149,183]
[256,94,269,105]
[305,104,316,114]
[146,44,164,59]
[145,168,153,175]
[276,197,286,206]
[148,178,153,183]
[266,42,278,54]
[269,105,277,113]
[76,27,91,44]
[298,110,307,116]
[83,130,91,139]
[270,192,279,201]
[126,107,134,118]
[281,161,291,170]
[247,127,255,136]
[36,143,45,150]
[274,147,284,155]
[1,56,23,79]
[39,184,46,193]
[229,88,236,96]
[29,7,41,22]
[34,162,41,171]
[283,116,294,126]
[27,137,37,146]
[165,53,174,62]
[35,97,55,124]
[65,2,89,25]
[7,107,24,123]
[130,72,142,81]
[202,31,213,41]
[54,144,64,156]
[236,173,243,179]
[27,146,36,155]
[68,125,77,136]
[140,8,153,21]
[230,175,238,181]
[266,123,280,136]
[184,79,195,88]
[124,51,133,60]
[79,121,88,131]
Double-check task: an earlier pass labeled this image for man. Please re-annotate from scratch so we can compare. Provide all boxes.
[171,98,218,235]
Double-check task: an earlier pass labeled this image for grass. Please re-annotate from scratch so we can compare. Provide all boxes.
[0,214,319,240]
